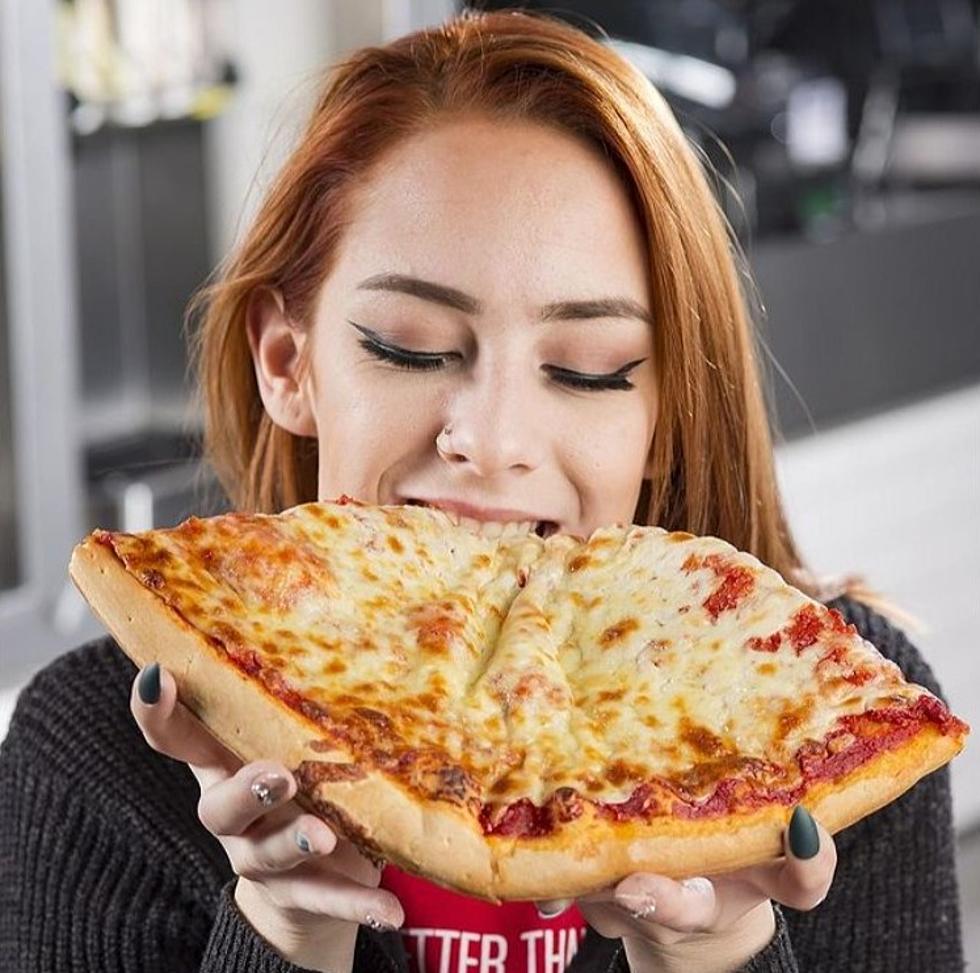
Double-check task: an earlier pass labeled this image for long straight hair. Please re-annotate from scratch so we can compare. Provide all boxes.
[187,8,861,603]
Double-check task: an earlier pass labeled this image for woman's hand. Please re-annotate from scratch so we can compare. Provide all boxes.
[536,808,836,973]
[130,662,404,973]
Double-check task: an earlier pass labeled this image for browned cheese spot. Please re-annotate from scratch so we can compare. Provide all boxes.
[597,687,626,703]
[775,698,814,742]
[141,568,165,590]
[600,617,640,648]
[407,601,464,657]
[412,692,441,711]
[605,758,647,787]
[490,772,519,796]
[679,717,728,758]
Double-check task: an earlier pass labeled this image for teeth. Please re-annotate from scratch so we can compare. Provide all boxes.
[405,501,543,538]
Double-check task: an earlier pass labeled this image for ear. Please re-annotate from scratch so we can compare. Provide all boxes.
[245,288,317,438]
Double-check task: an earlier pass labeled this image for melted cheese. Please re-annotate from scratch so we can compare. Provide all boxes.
[105,501,926,811]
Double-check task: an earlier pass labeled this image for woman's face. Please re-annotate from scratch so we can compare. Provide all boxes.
[251,117,658,538]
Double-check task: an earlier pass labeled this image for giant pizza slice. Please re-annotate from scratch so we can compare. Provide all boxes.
[68,496,969,901]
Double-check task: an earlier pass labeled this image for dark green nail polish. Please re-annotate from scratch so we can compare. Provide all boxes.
[138,663,161,705]
[789,805,820,859]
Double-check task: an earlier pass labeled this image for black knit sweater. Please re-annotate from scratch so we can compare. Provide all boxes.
[0,597,964,972]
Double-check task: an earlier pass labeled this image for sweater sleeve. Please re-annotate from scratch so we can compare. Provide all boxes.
[203,882,402,973]
[0,640,369,973]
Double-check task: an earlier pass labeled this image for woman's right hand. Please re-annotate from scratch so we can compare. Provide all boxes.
[129,662,405,973]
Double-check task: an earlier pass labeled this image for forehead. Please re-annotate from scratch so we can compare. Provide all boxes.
[326,117,652,309]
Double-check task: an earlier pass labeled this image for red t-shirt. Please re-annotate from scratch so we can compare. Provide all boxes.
[381,865,588,973]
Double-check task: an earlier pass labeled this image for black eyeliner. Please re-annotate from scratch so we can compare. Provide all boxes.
[348,320,446,359]
[348,318,644,390]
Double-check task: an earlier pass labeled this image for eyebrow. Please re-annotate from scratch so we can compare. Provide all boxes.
[356,272,654,326]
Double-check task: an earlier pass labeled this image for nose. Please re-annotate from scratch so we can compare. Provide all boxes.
[437,367,543,477]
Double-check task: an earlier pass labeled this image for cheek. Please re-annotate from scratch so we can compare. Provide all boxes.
[312,370,440,493]
[566,400,656,517]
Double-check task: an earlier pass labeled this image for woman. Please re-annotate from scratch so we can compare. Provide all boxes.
[0,9,963,972]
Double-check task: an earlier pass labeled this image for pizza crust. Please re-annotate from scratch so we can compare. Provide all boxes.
[70,538,340,769]
[312,714,960,902]
[69,538,494,886]
[485,724,961,899]
[69,535,965,903]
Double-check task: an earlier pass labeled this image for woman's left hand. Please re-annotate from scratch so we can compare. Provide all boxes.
[535,806,836,973]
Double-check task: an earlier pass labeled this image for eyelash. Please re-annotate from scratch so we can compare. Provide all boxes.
[356,337,639,392]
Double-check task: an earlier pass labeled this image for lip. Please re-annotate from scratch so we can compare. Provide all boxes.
[402,497,552,524]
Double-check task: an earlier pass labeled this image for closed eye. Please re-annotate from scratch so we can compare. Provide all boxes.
[350,322,645,392]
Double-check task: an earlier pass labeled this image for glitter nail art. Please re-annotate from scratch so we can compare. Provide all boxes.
[681,877,714,897]
[250,773,287,806]
[629,900,657,920]
[616,892,657,920]
[363,913,397,932]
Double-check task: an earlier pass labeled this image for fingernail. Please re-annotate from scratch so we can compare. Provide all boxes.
[363,913,399,933]
[789,805,820,859]
[138,663,161,705]
[615,891,657,920]
[250,772,288,806]
[681,876,714,897]
[295,831,313,854]
[535,899,571,919]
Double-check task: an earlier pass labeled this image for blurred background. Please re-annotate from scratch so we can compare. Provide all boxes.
[0,0,978,954]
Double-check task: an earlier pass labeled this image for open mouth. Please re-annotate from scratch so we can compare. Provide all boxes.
[403,499,558,539]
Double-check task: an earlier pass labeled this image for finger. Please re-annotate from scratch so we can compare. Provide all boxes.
[770,806,837,910]
[535,898,573,919]
[229,813,338,880]
[613,873,720,933]
[251,870,405,929]
[130,663,240,782]
[198,760,299,837]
